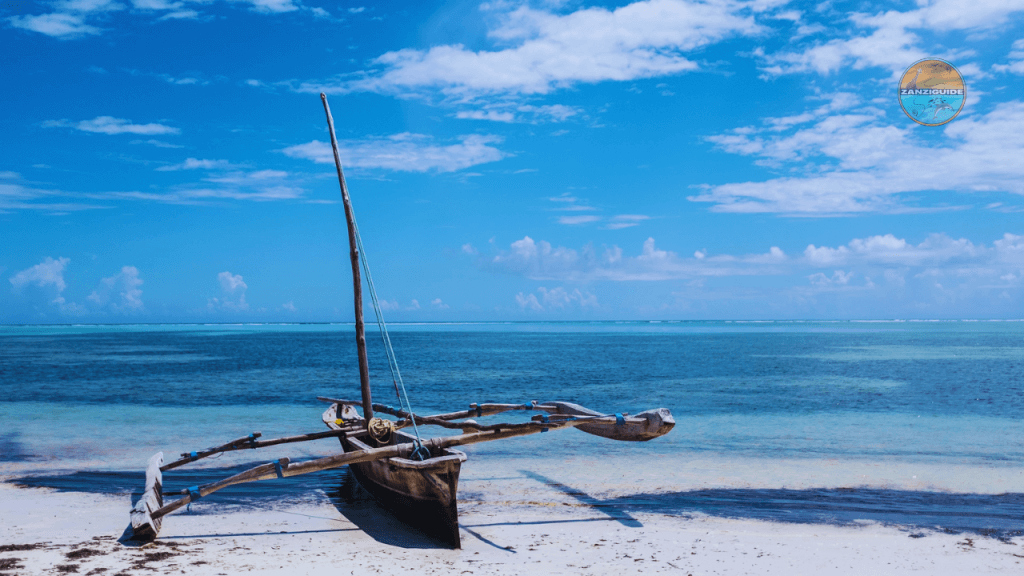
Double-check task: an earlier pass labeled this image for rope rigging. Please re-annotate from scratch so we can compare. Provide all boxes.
[349,211,429,460]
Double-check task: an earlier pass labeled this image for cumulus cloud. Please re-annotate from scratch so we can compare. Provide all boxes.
[87,266,144,311]
[282,133,504,173]
[808,270,854,287]
[305,0,759,100]
[9,257,71,304]
[515,286,598,312]
[477,236,788,281]
[43,116,180,135]
[430,298,450,310]
[8,258,148,316]
[379,299,421,311]
[474,232,1024,287]
[208,271,248,311]
[692,100,1024,214]
[218,271,247,293]
[759,0,1024,77]
[515,291,543,311]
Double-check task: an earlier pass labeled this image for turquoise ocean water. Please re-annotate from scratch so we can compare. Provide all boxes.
[2,321,1022,536]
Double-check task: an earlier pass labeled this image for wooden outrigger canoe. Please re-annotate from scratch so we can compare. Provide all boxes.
[127,93,675,547]
[323,402,467,547]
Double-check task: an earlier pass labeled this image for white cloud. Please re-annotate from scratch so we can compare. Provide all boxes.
[604,214,650,229]
[99,185,303,204]
[43,116,180,135]
[378,299,400,311]
[209,271,249,311]
[455,110,517,122]
[515,286,598,312]
[517,104,581,122]
[93,166,301,205]
[693,100,1024,214]
[282,300,297,312]
[157,9,199,19]
[379,298,421,311]
[1,182,109,212]
[759,1,1024,77]
[478,236,788,281]
[8,13,103,38]
[430,298,450,310]
[218,271,247,293]
[282,133,504,172]
[303,0,760,99]
[515,291,543,311]
[204,169,288,184]
[808,270,853,286]
[12,0,353,40]
[87,266,144,311]
[558,215,601,225]
[993,38,1024,75]
[804,233,997,270]
[475,231,1024,284]
[457,103,584,123]
[156,158,236,171]
[239,0,298,14]
[10,257,70,297]
[132,139,184,148]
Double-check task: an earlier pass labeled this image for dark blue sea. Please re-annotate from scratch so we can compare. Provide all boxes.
[2,321,1022,537]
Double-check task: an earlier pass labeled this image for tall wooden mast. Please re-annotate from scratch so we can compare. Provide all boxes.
[321,93,373,424]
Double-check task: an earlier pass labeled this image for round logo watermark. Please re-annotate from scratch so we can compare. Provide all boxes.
[898,59,965,126]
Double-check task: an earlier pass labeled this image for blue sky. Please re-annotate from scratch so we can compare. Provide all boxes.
[3,0,1024,322]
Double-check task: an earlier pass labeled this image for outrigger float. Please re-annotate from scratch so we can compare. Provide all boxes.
[129,94,675,548]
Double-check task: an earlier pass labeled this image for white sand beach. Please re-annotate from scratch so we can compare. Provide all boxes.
[3,466,1022,576]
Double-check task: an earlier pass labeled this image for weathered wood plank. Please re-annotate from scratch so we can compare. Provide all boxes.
[129,452,164,541]
[542,401,675,441]
[160,427,361,471]
[319,398,673,439]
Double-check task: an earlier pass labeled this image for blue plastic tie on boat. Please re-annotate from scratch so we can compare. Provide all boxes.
[410,444,430,462]
[188,486,201,500]
[540,414,549,433]
[274,460,284,479]
[475,406,483,417]
[190,451,198,460]
[248,434,257,448]
[615,413,625,425]
[524,403,533,410]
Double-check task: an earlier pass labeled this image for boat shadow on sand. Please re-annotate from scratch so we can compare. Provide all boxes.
[504,470,1024,541]
[324,467,451,549]
[10,465,1024,544]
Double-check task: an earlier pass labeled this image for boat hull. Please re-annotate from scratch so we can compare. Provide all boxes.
[324,404,467,548]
